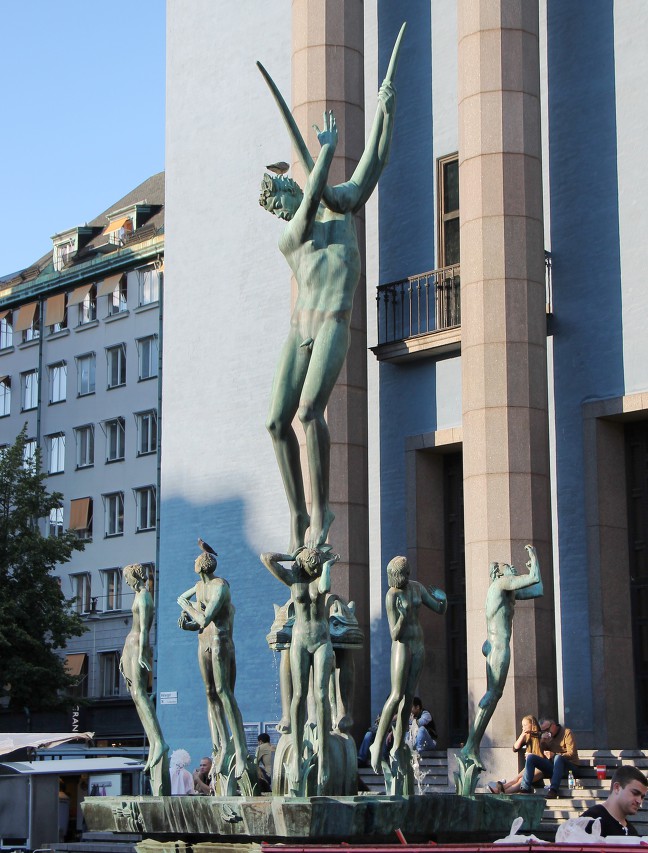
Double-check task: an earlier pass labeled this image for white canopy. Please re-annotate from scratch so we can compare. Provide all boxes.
[0,732,94,756]
[0,757,143,775]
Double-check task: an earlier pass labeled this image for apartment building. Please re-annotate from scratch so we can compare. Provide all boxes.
[0,172,164,743]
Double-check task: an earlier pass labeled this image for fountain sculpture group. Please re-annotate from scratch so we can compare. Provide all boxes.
[82,21,547,846]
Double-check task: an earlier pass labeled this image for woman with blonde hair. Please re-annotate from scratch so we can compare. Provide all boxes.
[487,715,544,794]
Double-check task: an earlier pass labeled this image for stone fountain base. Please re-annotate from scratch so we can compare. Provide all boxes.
[82,792,545,845]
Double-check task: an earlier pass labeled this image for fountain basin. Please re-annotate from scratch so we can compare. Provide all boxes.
[82,792,545,844]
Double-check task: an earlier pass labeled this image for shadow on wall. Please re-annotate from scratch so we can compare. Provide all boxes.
[547,1,624,732]
[155,496,284,762]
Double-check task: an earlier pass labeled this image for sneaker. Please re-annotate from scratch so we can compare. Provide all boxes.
[545,788,559,799]
[517,786,532,794]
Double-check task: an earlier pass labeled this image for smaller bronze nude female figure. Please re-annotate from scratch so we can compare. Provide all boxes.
[120,563,170,795]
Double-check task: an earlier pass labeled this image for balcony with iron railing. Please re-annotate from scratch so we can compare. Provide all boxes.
[372,253,552,362]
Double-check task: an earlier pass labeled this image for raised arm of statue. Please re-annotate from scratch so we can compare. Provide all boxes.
[514,544,543,600]
[420,583,448,615]
[260,551,296,587]
[328,81,396,215]
[317,553,340,594]
[286,112,338,243]
[257,22,404,215]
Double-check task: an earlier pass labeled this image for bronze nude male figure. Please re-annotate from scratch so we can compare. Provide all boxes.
[460,544,543,772]
[120,563,170,796]
[370,557,447,778]
[260,547,340,794]
[177,549,249,780]
[258,26,404,552]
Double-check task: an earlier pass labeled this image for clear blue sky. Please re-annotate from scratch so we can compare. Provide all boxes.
[0,1,166,276]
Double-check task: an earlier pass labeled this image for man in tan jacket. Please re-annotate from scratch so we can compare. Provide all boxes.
[519,717,580,798]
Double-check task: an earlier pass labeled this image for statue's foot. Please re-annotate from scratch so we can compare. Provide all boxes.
[277,717,291,734]
[317,764,330,795]
[369,740,382,774]
[459,748,484,770]
[289,512,310,554]
[234,751,247,779]
[212,751,226,776]
[335,713,353,733]
[306,507,335,550]
[145,741,169,772]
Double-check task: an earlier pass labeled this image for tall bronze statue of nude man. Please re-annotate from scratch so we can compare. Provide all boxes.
[258,24,404,552]
[460,544,543,770]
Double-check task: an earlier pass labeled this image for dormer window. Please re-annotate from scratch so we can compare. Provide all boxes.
[55,240,74,271]
[105,216,133,246]
[52,227,81,272]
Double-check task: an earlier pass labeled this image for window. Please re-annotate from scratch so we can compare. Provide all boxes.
[47,433,65,474]
[135,486,156,532]
[49,507,64,538]
[102,568,122,612]
[23,439,37,470]
[136,410,158,456]
[106,344,126,388]
[49,361,67,403]
[104,492,124,537]
[0,313,12,349]
[21,370,39,411]
[137,336,158,380]
[107,274,128,316]
[72,573,92,614]
[22,304,40,342]
[106,216,133,246]
[78,285,97,325]
[105,417,125,462]
[67,654,88,699]
[438,154,460,268]
[99,651,122,697]
[76,353,96,396]
[138,268,160,306]
[55,241,74,272]
[69,497,93,540]
[74,424,94,468]
[0,377,10,417]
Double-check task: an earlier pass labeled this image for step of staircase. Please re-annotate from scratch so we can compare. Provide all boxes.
[357,749,648,841]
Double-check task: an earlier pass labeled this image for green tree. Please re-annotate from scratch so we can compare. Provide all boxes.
[0,426,87,710]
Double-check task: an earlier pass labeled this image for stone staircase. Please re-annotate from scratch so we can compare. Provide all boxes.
[534,750,648,840]
[358,750,452,795]
[358,749,648,842]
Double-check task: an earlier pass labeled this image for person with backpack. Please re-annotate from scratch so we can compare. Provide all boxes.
[407,697,437,752]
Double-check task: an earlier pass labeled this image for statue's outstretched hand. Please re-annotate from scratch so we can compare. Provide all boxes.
[378,81,396,115]
[313,110,338,150]
[138,655,151,672]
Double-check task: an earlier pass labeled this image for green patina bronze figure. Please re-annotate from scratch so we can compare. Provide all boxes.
[177,546,250,785]
[261,547,340,794]
[456,544,543,795]
[370,556,447,794]
[258,25,404,553]
[120,564,170,796]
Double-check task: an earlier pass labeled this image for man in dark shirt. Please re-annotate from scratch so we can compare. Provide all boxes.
[582,766,647,836]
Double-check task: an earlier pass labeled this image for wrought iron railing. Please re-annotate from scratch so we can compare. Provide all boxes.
[376,253,553,347]
[376,264,460,346]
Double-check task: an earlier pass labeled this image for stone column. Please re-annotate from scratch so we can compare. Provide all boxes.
[458,0,556,775]
[291,0,370,734]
